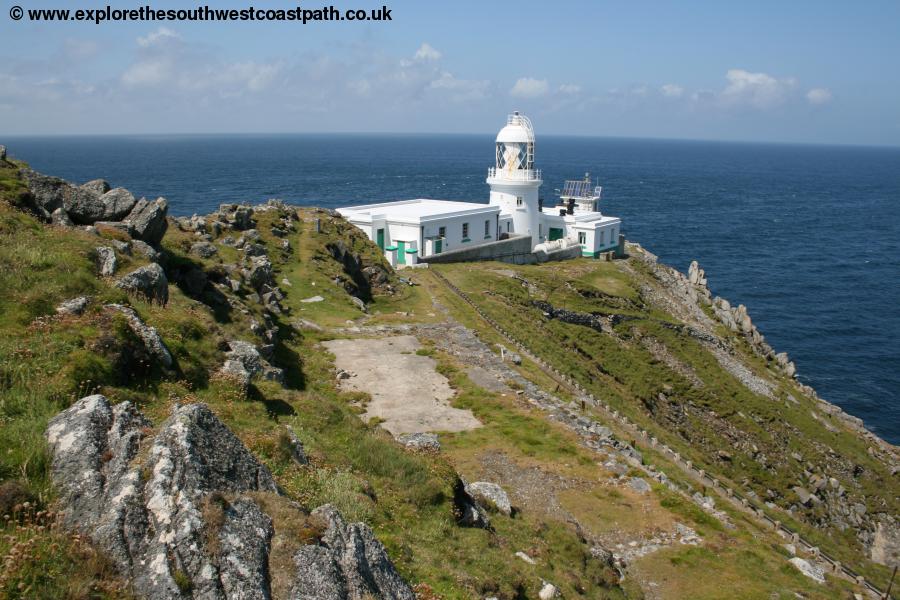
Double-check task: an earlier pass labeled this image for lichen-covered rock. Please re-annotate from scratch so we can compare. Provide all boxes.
[397,432,440,452]
[220,340,284,387]
[115,263,169,305]
[51,207,74,227]
[125,197,169,246]
[190,241,218,258]
[291,505,416,600]
[95,246,117,276]
[131,239,160,262]
[106,304,173,368]
[467,481,512,516]
[243,255,274,290]
[46,397,412,600]
[80,178,111,196]
[56,296,89,315]
[453,477,491,529]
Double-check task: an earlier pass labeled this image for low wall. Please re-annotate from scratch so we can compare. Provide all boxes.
[421,234,537,265]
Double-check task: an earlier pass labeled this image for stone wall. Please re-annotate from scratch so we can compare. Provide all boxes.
[421,234,536,265]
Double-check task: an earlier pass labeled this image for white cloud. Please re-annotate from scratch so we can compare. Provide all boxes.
[720,69,796,109]
[414,43,442,62]
[429,71,490,102]
[510,77,549,98]
[558,83,581,94]
[806,88,832,105]
[137,27,180,48]
[660,83,684,98]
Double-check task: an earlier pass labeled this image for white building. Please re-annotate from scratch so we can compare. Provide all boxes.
[338,112,621,265]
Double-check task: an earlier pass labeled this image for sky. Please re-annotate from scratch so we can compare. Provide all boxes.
[1,0,899,145]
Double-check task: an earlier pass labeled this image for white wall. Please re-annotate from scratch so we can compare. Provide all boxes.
[420,212,497,255]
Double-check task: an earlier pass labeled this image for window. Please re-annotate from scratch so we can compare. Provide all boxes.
[484,220,491,238]
[506,222,511,232]
[462,222,469,241]
[438,226,446,239]
[516,196,523,207]
[578,232,586,245]
[599,231,605,245]
[539,224,543,238]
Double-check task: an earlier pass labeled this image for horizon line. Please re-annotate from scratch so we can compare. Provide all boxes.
[3,130,899,151]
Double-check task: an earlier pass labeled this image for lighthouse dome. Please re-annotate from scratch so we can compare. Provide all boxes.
[495,111,535,171]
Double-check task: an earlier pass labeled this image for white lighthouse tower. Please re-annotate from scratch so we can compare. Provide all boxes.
[487,111,542,248]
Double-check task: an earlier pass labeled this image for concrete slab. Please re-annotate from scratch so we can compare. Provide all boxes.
[322,336,482,435]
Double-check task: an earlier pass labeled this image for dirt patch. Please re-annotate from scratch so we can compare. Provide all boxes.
[323,335,482,435]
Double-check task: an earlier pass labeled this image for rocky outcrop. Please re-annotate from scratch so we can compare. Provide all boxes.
[219,340,284,388]
[466,481,512,516]
[291,505,416,600]
[452,477,491,529]
[106,304,173,368]
[56,296,89,316]
[115,263,169,305]
[95,246,118,276]
[125,197,169,246]
[46,396,414,600]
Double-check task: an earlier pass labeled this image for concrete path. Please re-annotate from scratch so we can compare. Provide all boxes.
[323,336,481,436]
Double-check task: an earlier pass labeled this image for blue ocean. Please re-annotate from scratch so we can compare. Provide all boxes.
[5,134,900,444]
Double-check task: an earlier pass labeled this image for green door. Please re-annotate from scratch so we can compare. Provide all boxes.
[376,228,385,250]
[549,227,564,241]
[434,239,442,254]
[397,241,406,265]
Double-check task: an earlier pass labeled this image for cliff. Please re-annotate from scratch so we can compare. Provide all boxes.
[0,151,896,599]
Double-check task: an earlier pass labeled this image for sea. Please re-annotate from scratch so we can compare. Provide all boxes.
[5,134,899,444]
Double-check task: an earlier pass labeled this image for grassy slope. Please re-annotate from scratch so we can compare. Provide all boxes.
[432,258,897,591]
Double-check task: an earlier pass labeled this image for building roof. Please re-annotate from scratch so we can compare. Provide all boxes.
[338,199,499,224]
[539,207,621,228]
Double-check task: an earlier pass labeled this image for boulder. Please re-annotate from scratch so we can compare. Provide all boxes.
[131,239,160,262]
[453,477,491,529]
[95,246,117,276]
[20,169,88,219]
[217,204,254,230]
[284,426,309,466]
[80,179,110,196]
[94,220,133,238]
[106,304,173,368]
[788,557,825,584]
[220,340,284,387]
[539,581,559,600]
[243,255,274,290]
[124,197,169,246]
[64,185,136,224]
[190,241,218,258]
[46,396,414,600]
[291,505,416,600]
[115,263,169,305]
[629,477,652,494]
[467,482,512,516]
[50,207,74,227]
[56,296,89,316]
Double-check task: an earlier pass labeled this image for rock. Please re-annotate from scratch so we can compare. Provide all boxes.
[629,477,652,494]
[124,197,169,245]
[793,486,814,507]
[94,220,133,238]
[467,482,512,516]
[50,207,74,227]
[115,263,169,305]
[301,295,325,303]
[717,450,733,462]
[106,303,173,368]
[397,432,441,452]
[293,318,324,332]
[80,179,110,196]
[190,241,218,258]
[515,551,536,565]
[45,397,279,599]
[291,505,416,600]
[221,340,284,387]
[453,477,491,529]
[20,169,90,219]
[283,426,308,466]
[538,581,559,600]
[243,255,274,290]
[217,204,254,230]
[56,296,89,316]
[350,296,367,312]
[95,246,117,276]
[131,239,160,262]
[788,557,825,584]
[244,242,267,257]
[63,186,135,224]
[497,344,522,365]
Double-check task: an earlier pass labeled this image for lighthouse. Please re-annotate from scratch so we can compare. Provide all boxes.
[487,111,543,248]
